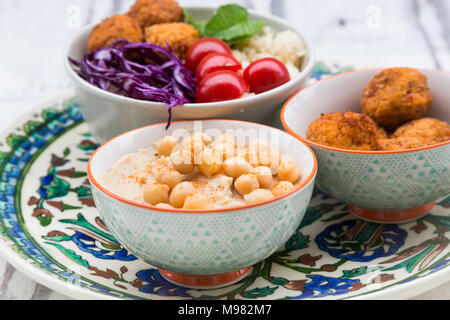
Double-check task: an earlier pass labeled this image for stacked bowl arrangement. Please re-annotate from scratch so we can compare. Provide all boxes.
[66,3,318,288]
[61,1,449,291]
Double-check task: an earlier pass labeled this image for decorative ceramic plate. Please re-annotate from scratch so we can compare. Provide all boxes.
[0,64,449,300]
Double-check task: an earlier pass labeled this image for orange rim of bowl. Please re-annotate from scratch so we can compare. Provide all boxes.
[280,68,450,155]
[87,119,318,214]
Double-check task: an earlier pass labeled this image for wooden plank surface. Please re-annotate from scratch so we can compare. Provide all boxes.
[0,0,448,300]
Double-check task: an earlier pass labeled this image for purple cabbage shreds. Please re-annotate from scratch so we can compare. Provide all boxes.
[68,39,196,128]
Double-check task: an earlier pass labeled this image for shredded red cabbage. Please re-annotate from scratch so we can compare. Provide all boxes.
[68,39,196,128]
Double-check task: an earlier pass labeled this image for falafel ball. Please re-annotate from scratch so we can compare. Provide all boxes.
[128,0,184,29]
[392,118,450,145]
[306,112,381,151]
[88,15,143,52]
[379,118,450,151]
[378,137,425,151]
[145,22,199,58]
[361,68,433,131]
[376,126,389,140]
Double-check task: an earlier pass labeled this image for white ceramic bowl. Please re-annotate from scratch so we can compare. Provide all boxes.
[65,6,315,144]
[281,68,450,224]
[87,119,317,288]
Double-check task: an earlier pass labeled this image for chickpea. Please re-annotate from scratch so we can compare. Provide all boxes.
[170,149,194,174]
[215,133,234,144]
[156,169,182,190]
[171,143,181,153]
[277,160,302,183]
[271,181,295,197]
[234,173,259,196]
[182,133,212,153]
[185,132,212,144]
[170,181,196,208]
[155,136,178,156]
[196,132,213,145]
[245,148,260,167]
[183,193,211,210]
[249,139,271,152]
[258,148,280,174]
[182,134,205,159]
[234,141,247,159]
[223,157,252,179]
[253,166,273,189]
[212,141,235,160]
[196,148,222,177]
[243,189,274,204]
[155,203,174,209]
[143,182,169,205]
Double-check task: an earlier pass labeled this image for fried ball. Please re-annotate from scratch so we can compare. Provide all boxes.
[361,68,433,131]
[306,112,380,151]
[88,15,144,52]
[128,0,184,29]
[392,118,450,145]
[378,137,425,151]
[376,126,389,140]
[145,22,199,58]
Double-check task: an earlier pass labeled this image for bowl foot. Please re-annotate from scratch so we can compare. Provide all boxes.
[159,266,252,290]
[348,202,435,224]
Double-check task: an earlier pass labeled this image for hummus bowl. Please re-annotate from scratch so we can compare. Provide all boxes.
[87,119,317,288]
[281,68,450,224]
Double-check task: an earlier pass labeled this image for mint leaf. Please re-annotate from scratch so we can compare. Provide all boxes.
[184,4,264,45]
[195,21,207,36]
[204,4,249,37]
[213,20,264,43]
[183,8,206,36]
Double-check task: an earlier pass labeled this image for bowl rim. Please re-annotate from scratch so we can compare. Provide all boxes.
[64,5,315,109]
[87,119,318,214]
[281,68,450,155]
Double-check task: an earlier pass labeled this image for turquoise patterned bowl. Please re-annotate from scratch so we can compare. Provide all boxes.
[281,69,450,224]
[87,120,317,289]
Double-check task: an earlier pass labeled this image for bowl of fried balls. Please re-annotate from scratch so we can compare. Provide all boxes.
[281,68,450,223]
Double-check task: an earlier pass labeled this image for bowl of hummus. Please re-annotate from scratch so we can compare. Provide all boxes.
[87,119,317,288]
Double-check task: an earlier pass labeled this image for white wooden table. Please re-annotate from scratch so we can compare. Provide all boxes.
[0,0,449,300]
